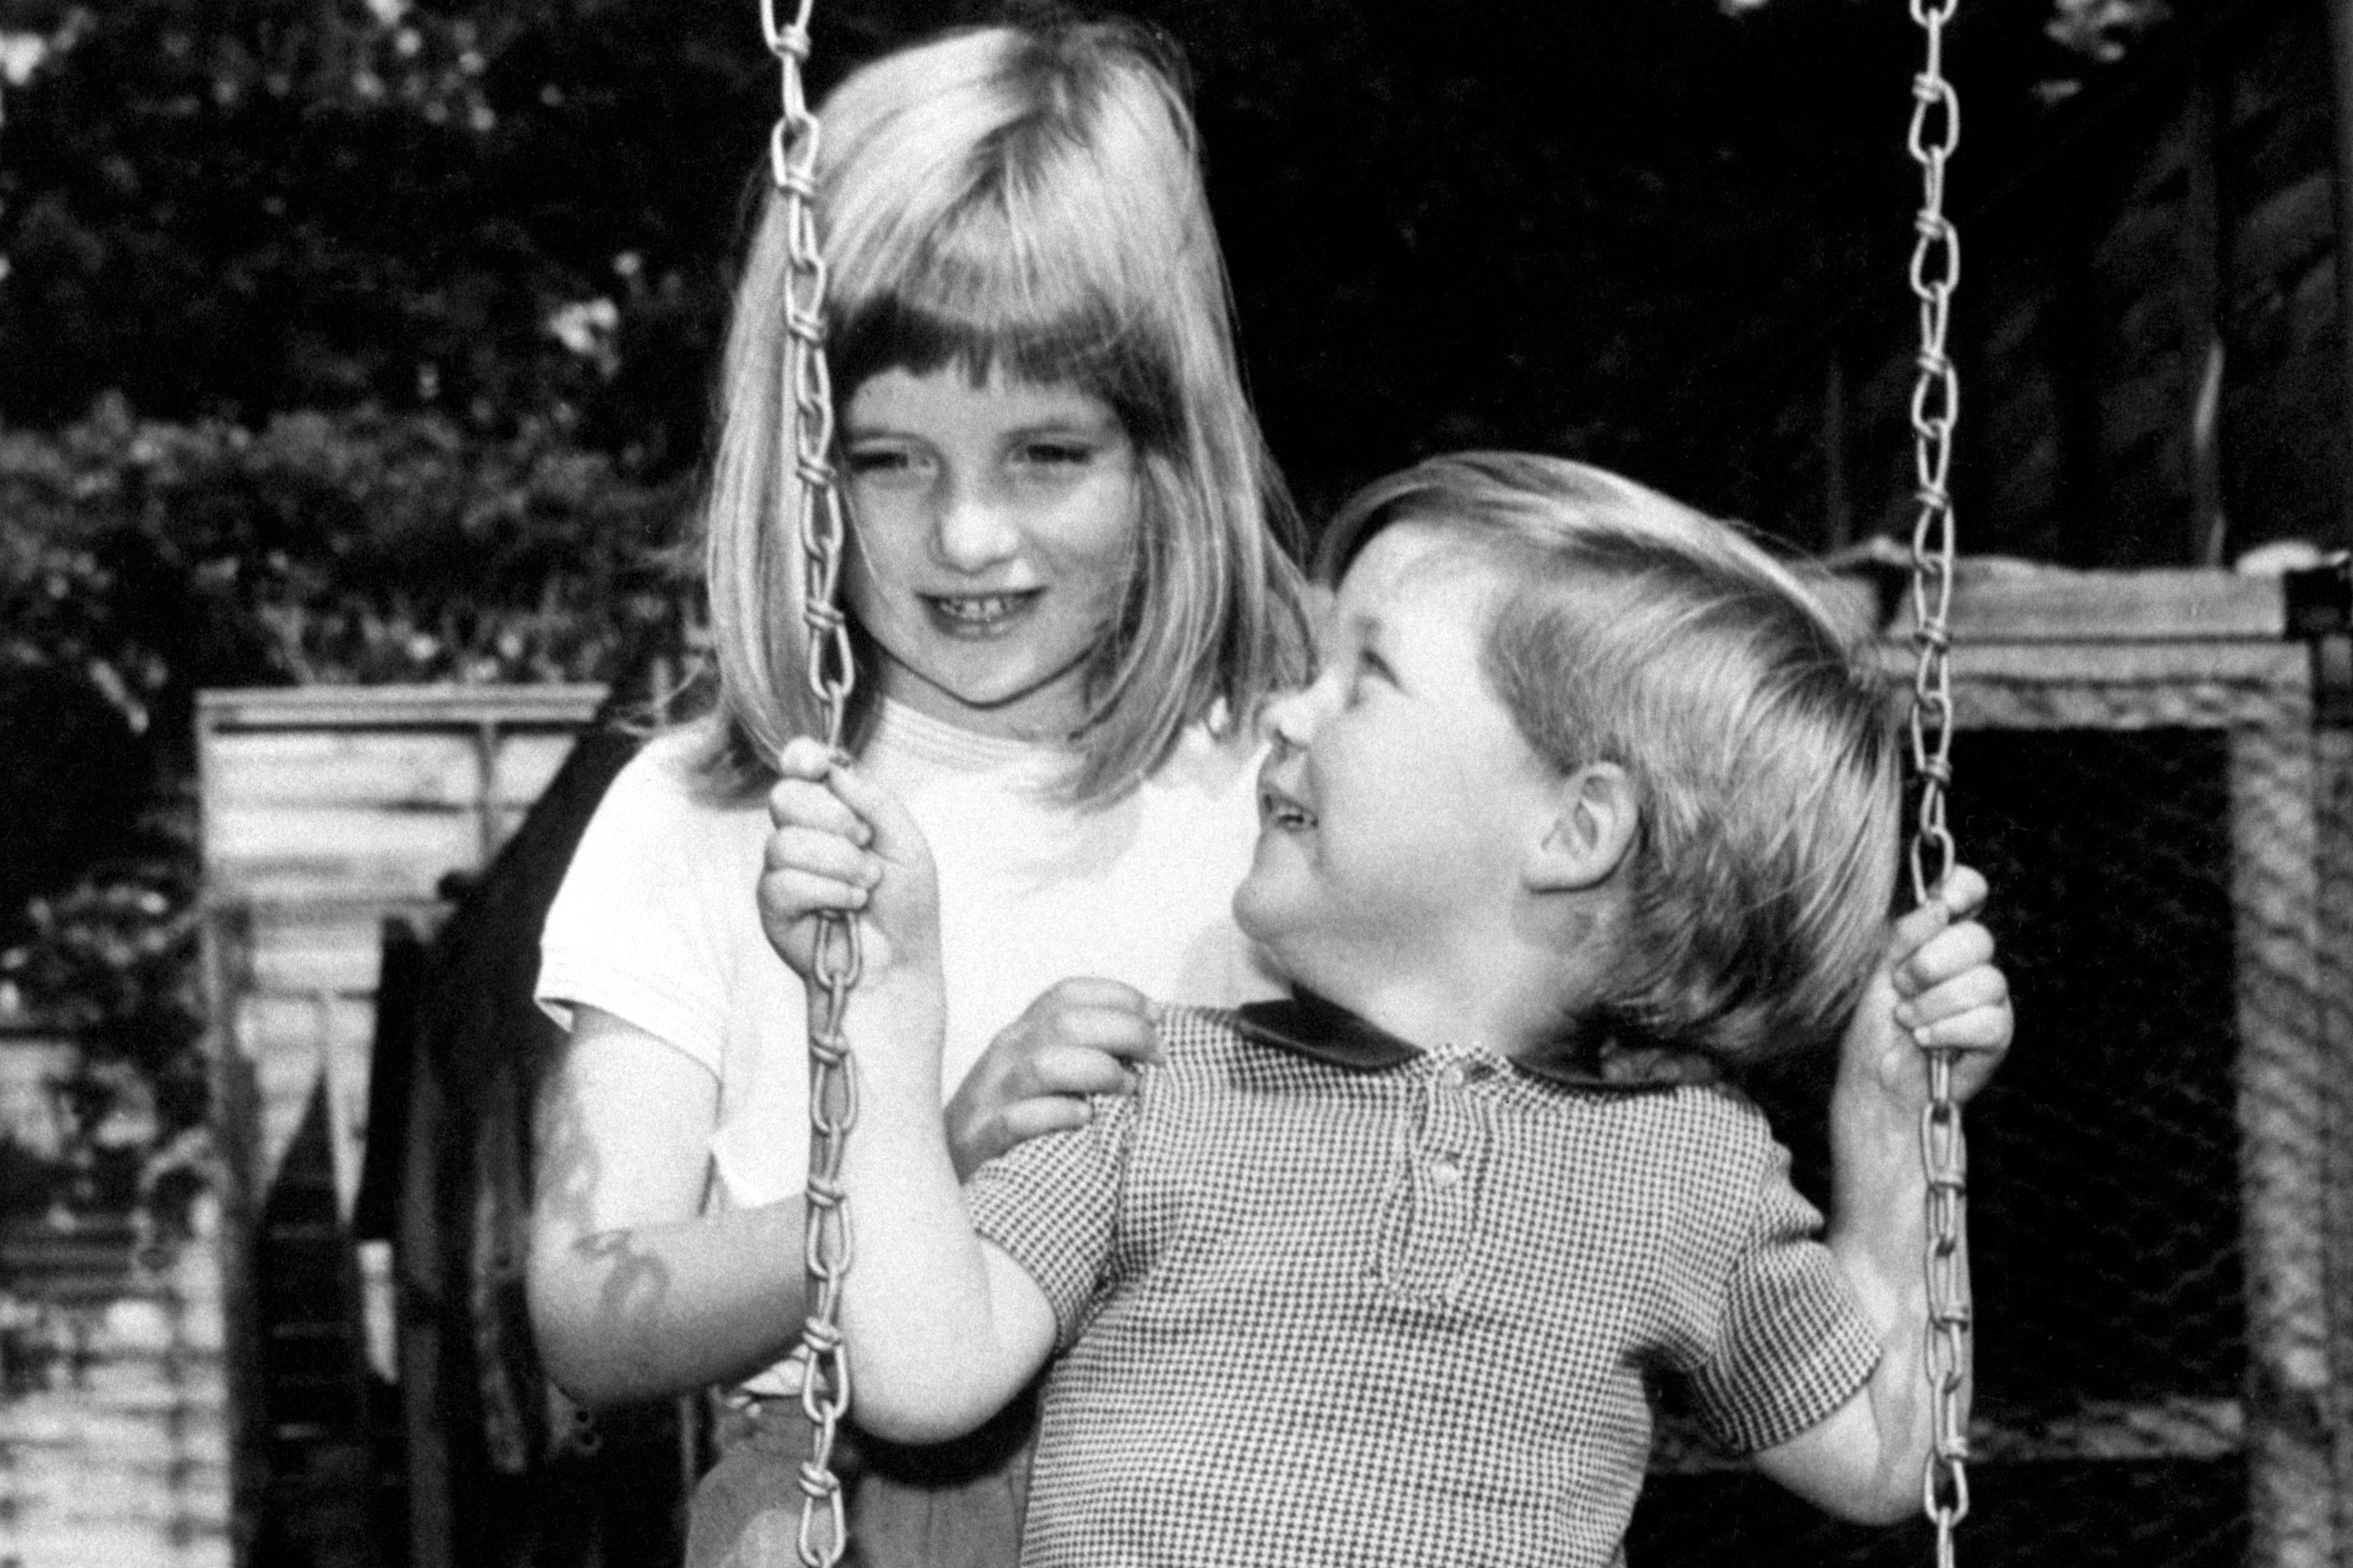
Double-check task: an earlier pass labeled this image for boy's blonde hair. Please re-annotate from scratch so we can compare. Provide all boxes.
[698,18,1310,801]
[1320,452,1900,1073]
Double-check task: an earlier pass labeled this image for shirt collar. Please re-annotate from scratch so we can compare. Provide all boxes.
[1230,991,1708,1092]
[1232,990,1421,1072]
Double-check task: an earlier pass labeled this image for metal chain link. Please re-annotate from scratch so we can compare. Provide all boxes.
[1906,2,1972,1564]
[762,2,862,1563]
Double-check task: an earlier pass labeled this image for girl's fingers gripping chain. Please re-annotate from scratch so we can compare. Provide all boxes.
[763,823,879,908]
[758,746,938,979]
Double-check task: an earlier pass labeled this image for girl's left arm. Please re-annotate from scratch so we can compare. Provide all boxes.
[1754,865,2013,1522]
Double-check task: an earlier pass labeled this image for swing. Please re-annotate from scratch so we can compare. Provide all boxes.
[758,3,1977,1563]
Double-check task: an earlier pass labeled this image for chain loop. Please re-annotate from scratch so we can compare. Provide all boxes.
[765,3,860,1563]
[1906,2,1971,1563]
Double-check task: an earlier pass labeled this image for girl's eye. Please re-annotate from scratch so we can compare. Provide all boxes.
[845,446,926,483]
[1015,440,1096,470]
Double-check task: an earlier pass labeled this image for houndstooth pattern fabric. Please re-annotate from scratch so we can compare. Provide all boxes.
[962,1004,1879,1568]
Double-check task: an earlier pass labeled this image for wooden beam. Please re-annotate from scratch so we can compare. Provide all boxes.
[2313,633,2353,1556]
[197,684,609,732]
[2231,694,2336,1568]
[1852,559,2288,643]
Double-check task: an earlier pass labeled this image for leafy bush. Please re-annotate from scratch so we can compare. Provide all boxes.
[0,396,694,1189]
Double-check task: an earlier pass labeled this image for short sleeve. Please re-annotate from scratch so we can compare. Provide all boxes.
[1682,1139,1881,1454]
[964,1093,1136,1349]
[535,730,746,1079]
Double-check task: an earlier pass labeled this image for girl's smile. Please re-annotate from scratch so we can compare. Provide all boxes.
[843,366,1141,741]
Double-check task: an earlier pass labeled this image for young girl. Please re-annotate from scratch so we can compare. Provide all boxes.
[526,19,1310,1568]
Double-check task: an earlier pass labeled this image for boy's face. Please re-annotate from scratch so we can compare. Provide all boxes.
[1233,522,1565,1000]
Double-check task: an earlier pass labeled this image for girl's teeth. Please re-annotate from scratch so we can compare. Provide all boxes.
[935,595,1026,624]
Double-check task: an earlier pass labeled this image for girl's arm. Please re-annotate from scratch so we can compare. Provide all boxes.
[1753,866,2012,1523]
[761,739,1061,1442]
[835,978,1063,1442]
[527,1005,810,1405]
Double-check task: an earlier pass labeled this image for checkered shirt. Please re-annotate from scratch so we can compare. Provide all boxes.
[962,998,1880,1568]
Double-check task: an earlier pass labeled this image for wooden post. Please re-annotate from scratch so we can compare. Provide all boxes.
[199,901,273,1568]
[2313,628,2353,1561]
[2231,675,2336,1568]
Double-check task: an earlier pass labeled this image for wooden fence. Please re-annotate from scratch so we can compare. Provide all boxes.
[195,684,606,1567]
[0,1008,230,1568]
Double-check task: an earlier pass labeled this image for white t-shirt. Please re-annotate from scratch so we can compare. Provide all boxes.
[536,699,1278,1219]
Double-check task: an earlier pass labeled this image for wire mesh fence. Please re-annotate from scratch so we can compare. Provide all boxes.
[1634,572,2353,1568]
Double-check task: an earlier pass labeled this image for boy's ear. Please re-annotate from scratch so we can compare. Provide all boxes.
[1525,763,1637,893]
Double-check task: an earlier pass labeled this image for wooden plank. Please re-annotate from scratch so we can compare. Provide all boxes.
[2231,708,2336,1568]
[245,908,390,995]
[233,994,377,1062]
[196,915,269,1567]
[492,731,581,805]
[2313,647,2353,1548]
[198,682,606,731]
[206,804,486,901]
[1877,637,2306,691]
[0,1409,230,1464]
[205,731,487,811]
[0,1523,230,1568]
[1874,561,2287,642]
[234,995,375,1195]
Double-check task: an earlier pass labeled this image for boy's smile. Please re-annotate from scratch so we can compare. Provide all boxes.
[1234,523,1567,1032]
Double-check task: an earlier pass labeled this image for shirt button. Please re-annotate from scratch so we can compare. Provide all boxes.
[1438,1061,1469,1088]
[1429,1158,1463,1188]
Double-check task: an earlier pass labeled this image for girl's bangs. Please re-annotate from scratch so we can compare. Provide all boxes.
[831,224,1181,444]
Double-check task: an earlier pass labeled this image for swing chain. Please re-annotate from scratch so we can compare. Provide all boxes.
[1906,2,1971,1563]
[765,2,862,1564]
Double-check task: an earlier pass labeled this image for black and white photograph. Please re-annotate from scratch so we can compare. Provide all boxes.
[0,2,2341,1566]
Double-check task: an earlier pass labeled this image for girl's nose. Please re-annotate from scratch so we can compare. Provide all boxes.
[932,483,1020,573]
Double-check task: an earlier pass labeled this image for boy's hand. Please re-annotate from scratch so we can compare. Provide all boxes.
[945,979,1163,1180]
[758,736,940,986]
[1843,864,2013,1110]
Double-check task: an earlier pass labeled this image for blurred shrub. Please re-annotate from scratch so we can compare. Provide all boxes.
[0,396,693,1185]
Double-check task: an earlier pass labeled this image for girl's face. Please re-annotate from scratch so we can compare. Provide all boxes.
[841,366,1141,741]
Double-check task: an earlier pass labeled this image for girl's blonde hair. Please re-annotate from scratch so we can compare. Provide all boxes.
[1321,452,1902,1075]
[697,18,1310,801]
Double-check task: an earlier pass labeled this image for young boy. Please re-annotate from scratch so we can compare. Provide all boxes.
[760,451,2012,1566]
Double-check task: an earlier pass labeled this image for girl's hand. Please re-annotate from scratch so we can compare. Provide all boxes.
[758,737,940,985]
[946,978,1163,1181]
[1843,864,2013,1110]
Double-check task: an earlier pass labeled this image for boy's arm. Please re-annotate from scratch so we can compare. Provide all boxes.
[1753,866,2012,1523]
[758,741,1059,1443]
